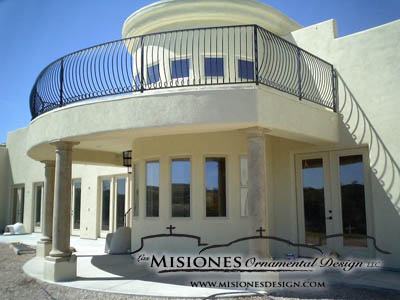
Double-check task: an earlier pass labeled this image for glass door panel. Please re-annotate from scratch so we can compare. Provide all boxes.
[302,158,327,246]
[71,180,82,235]
[339,155,367,247]
[116,178,126,228]
[101,179,111,236]
[296,153,333,257]
[331,149,373,258]
[34,184,43,232]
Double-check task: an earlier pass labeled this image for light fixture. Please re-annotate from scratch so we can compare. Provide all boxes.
[122,150,132,174]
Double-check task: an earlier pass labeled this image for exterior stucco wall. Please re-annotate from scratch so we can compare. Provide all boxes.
[131,131,253,255]
[71,164,127,239]
[0,146,10,232]
[286,19,400,268]
[7,128,45,233]
[6,128,127,238]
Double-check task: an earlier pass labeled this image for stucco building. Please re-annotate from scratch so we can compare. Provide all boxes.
[0,0,399,281]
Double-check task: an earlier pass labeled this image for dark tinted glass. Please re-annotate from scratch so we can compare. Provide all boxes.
[35,186,42,226]
[238,60,254,80]
[172,59,189,79]
[205,57,224,77]
[339,155,367,247]
[73,181,81,230]
[116,178,126,228]
[205,158,226,217]
[302,159,327,246]
[171,159,190,217]
[101,180,110,231]
[146,161,160,217]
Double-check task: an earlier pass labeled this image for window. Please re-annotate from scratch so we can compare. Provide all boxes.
[238,59,254,80]
[171,59,189,79]
[205,157,226,217]
[147,64,160,84]
[171,159,190,217]
[34,184,43,228]
[146,161,160,217]
[205,57,224,77]
[72,181,81,230]
[101,180,111,231]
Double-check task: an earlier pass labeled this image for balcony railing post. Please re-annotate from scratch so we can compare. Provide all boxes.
[254,25,259,85]
[59,58,64,107]
[332,67,338,112]
[140,36,144,93]
[297,48,302,100]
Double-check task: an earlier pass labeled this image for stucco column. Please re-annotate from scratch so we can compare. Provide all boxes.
[36,160,55,258]
[49,141,77,258]
[247,127,270,258]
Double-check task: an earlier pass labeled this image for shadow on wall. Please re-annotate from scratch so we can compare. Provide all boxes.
[337,72,400,263]
[337,73,400,213]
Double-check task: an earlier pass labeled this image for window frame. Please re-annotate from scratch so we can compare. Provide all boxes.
[114,175,129,228]
[99,177,113,235]
[11,184,25,224]
[169,156,192,219]
[71,178,82,234]
[33,182,44,231]
[145,160,160,218]
[203,155,229,219]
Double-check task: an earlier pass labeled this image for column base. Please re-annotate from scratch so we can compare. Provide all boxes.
[36,241,52,258]
[44,255,77,282]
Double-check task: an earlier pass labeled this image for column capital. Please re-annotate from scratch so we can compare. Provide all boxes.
[50,140,79,151]
[242,127,270,139]
[41,160,55,167]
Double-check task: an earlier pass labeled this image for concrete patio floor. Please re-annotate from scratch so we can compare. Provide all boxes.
[1,233,400,298]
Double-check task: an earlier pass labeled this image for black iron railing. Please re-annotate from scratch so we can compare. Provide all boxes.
[30,24,337,119]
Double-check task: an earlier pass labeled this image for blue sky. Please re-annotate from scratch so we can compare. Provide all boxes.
[1,0,399,143]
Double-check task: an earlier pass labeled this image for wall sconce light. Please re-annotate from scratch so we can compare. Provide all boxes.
[122,150,132,174]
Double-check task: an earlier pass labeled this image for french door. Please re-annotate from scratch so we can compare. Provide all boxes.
[99,176,130,238]
[71,180,82,236]
[296,148,374,258]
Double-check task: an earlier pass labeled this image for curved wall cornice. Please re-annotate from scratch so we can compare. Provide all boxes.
[122,0,301,38]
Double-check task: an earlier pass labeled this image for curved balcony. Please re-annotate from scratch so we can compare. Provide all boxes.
[30,24,337,119]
